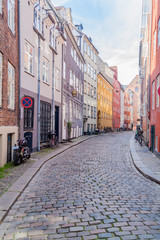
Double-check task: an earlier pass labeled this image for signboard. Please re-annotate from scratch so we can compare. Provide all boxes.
[21,96,33,108]
[158,87,160,96]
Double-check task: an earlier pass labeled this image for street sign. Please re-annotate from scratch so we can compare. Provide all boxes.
[158,87,160,96]
[21,96,33,108]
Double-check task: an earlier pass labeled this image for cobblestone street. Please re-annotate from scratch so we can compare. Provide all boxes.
[1,132,160,240]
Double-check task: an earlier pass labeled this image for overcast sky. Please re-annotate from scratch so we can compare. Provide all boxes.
[52,0,142,85]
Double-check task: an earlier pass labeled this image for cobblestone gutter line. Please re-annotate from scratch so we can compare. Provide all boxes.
[130,134,160,185]
[0,135,97,223]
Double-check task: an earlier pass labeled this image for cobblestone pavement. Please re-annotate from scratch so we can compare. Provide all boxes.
[1,132,160,240]
[0,159,36,196]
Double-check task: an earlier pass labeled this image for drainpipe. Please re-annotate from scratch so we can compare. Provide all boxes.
[52,52,55,132]
[61,44,64,142]
[37,36,41,151]
[18,0,21,139]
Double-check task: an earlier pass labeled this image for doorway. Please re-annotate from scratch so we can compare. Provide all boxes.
[151,125,155,152]
[55,106,59,139]
[7,134,12,163]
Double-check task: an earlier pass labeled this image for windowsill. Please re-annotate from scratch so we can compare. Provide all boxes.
[33,26,45,41]
[24,128,33,131]
[55,88,60,92]
[24,70,35,78]
[43,81,50,86]
[7,107,15,112]
[49,45,58,55]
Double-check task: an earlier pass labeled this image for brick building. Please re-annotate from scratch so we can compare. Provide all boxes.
[0,0,19,166]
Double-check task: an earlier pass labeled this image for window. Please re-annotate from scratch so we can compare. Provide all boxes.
[8,0,15,33]
[84,81,87,94]
[153,30,156,58]
[158,19,160,48]
[88,45,91,56]
[63,61,66,79]
[55,68,60,90]
[94,88,96,99]
[84,63,87,73]
[94,107,96,119]
[70,70,73,86]
[91,86,94,98]
[8,62,15,110]
[24,97,34,129]
[73,73,76,88]
[88,105,90,118]
[91,106,93,118]
[94,53,97,63]
[34,4,42,33]
[70,100,72,121]
[84,40,87,53]
[87,83,90,96]
[0,0,2,14]
[0,53,2,107]
[152,81,155,110]
[156,75,160,108]
[84,104,86,117]
[76,78,79,92]
[71,46,74,57]
[43,57,49,84]
[91,50,94,60]
[24,41,33,75]
[135,87,139,92]
[50,27,56,49]
[91,67,94,79]
[40,101,51,142]
[88,63,91,76]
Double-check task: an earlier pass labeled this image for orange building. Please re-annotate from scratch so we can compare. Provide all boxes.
[124,92,131,129]
[97,73,113,131]
[150,0,160,154]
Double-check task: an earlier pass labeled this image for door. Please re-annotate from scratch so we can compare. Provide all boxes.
[55,106,59,139]
[151,125,155,152]
[7,134,12,163]
[24,132,33,151]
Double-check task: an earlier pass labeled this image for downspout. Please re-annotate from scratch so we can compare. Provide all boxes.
[52,51,55,132]
[61,43,64,142]
[37,36,41,151]
[18,0,21,139]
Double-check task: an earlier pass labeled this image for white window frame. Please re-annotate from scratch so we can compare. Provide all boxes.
[88,63,91,76]
[94,53,97,63]
[0,53,2,107]
[84,41,87,53]
[55,67,60,90]
[0,0,2,14]
[88,45,91,57]
[153,30,157,58]
[34,4,42,33]
[156,75,160,108]
[50,27,55,49]
[8,62,15,110]
[152,81,155,110]
[158,18,160,48]
[8,0,15,34]
[24,41,34,75]
[43,57,49,84]
[70,70,73,86]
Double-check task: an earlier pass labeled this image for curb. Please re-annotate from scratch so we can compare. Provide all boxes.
[130,134,160,185]
[0,135,97,223]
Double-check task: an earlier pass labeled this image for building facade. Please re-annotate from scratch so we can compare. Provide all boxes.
[19,0,64,151]
[97,72,113,131]
[83,36,98,134]
[120,86,125,128]
[124,92,131,129]
[149,0,160,154]
[139,0,151,145]
[0,0,19,166]
[110,66,121,130]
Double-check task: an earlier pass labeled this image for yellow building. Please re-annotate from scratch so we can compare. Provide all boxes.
[97,73,113,131]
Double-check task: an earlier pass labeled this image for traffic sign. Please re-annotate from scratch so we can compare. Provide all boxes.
[158,87,160,96]
[21,96,33,108]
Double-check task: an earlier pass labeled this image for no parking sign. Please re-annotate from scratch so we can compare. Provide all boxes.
[21,96,33,108]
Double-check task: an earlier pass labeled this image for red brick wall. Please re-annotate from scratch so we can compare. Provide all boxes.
[0,0,19,127]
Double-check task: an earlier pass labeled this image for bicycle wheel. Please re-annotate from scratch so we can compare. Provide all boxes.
[49,138,55,148]
[13,150,21,166]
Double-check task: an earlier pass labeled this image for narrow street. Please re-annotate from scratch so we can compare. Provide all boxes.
[1,132,160,240]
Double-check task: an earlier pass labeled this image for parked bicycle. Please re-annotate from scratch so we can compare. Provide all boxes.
[13,138,30,165]
[48,131,59,148]
[135,129,144,146]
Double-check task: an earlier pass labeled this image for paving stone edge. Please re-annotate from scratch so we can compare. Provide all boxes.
[0,135,97,223]
[130,134,160,185]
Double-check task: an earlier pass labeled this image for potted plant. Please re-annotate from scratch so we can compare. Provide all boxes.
[72,90,77,97]
[67,121,72,141]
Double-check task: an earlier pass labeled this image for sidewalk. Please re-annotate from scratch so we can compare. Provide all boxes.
[130,134,160,184]
[0,135,96,223]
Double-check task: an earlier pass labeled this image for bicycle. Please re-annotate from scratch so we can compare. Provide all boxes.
[48,131,59,148]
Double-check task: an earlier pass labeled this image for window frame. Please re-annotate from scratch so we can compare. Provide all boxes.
[24,41,34,75]
[42,57,49,84]
[8,0,15,34]
[8,61,15,110]
[55,67,60,91]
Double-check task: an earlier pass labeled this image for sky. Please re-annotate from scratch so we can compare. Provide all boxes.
[52,0,142,85]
